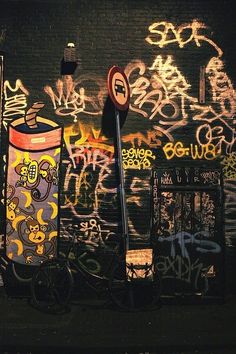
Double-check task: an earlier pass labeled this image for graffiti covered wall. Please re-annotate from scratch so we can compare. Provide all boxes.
[0,0,236,295]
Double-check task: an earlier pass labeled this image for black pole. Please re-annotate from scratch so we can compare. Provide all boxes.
[115,108,129,251]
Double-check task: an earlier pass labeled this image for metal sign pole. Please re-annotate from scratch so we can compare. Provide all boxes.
[115,108,129,251]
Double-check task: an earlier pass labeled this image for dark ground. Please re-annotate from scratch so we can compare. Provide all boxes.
[0,285,236,354]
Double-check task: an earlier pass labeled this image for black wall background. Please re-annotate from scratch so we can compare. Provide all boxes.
[1,0,236,102]
[0,0,236,295]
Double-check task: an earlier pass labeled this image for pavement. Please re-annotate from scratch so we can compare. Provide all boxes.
[0,284,236,354]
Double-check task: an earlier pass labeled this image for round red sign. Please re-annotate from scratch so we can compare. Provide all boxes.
[107,66,130,111]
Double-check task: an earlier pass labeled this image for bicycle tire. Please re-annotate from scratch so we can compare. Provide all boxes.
[78,255,101,275]
[30,258,73,314]
[12,262,33,283]
[109,259,162,311]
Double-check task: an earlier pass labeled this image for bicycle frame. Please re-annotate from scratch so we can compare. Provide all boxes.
[66,245,121,296]
[55,228,120,293]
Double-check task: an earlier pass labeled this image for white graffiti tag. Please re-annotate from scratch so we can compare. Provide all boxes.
[158,231,221,258]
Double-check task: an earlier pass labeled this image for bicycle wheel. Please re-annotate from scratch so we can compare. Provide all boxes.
[12,262,34,283]
[109,259,162,311]
[31,258,73,314]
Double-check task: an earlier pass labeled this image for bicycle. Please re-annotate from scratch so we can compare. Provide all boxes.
[30,228,162,314]
[109,252,162,312]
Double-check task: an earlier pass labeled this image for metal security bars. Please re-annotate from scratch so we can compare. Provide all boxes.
[151,166,225,301]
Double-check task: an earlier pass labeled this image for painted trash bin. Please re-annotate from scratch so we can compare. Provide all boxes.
[5,103,63,266]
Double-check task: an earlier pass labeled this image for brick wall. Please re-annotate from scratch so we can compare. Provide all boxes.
[0,0,236,296]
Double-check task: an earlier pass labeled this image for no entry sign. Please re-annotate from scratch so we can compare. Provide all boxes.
[107,66,130,111]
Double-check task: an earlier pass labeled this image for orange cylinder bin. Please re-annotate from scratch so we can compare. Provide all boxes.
[5,116,63,266]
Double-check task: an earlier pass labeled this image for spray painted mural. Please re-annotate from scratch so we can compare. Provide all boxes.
[43,20,235,243]
[6,103,62,265]
[0,19,235,296]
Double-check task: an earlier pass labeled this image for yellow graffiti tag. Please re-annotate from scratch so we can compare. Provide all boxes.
[63,122,114,168]
[163,142,219,160]
[124,56,196,138]
[44,74,106,122]
[3,79,29,130]
[74,123,113,152]
[191,57,236,154]
[145,20,222,57]
[122,148,156,170]
[221,152,236,179]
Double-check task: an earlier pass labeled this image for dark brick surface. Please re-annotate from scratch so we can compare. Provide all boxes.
[0,0,236,301]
